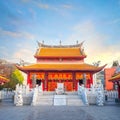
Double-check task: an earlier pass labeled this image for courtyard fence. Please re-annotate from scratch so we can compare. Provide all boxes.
[105,90,118,99]
[0,90,14,100]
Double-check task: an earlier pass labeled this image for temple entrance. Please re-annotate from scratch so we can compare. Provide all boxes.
[36,79,42,86]
[79,79,83,86]
[48,80,73,91]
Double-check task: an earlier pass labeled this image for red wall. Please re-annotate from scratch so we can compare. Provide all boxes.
[104,68,116,90]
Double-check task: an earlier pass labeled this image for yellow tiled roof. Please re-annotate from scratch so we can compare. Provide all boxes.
[109,73,120,81]
[17,63,105,72]
[35,47,86,57]
[0,75,9,83]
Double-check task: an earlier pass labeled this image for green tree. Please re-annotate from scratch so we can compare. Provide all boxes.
[11,69,24,84]
[2,69,24,90]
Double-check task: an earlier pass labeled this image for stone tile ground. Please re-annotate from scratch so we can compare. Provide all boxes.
[0,100,120,120]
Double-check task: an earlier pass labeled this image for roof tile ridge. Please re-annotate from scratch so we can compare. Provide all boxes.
[37,41,84,48]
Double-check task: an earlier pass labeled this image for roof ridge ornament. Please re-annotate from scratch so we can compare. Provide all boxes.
[42,40,44,44]
[59,40,62,46]
[79,41,84,48]
[37,41,84,48]
[76,40,78,45]
[37,41,42,47]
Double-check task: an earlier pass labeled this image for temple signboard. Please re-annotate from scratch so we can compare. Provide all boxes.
[48,72,72,80]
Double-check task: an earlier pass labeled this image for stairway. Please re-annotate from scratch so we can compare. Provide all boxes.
[66,95,84,106]
[35,94,54,106]
[33,92,84,106]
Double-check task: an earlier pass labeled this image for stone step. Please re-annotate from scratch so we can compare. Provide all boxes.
[66,92,78,95]
[33,94,85,106]
[66,95,81,99]
[66,94,84,106]
[36,95,53,105]
[37,95,54,99]
[42,91,55,95]
[35,99,53,106]
[41,91,78,95]
[67,98,84,106]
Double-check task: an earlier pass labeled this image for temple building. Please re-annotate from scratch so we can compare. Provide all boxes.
[17,42,105,91]
[108,66,120,99]
[0,75,9,85]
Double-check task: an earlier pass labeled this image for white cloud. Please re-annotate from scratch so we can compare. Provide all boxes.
[35,2,73,10]
[13,48,35,63]
[62,4,73,9]
[33,1,73,17]
[29,8,36,20]
[21,0,30,3]
[21,0,49,9]
[0,27,37,63]
[37,3,49,9]
[2,42,36,63]
[107,18,120,25]
[0,46,9,57]
[64,20,120,67]
[17,10,23,15]
[0,28,35,40]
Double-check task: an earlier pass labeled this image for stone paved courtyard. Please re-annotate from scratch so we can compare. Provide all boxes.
[0,100,120,120]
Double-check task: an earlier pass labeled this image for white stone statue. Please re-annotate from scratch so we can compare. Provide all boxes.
[78,84,89,105]
[22,85,26,95]
[91,84,95,94]
[55,83,64,95]
[31,85,39,106]
[78,84,82,96]
[15,90,23,106]
[38,83,43,93]
[96,85,104,106]
[26,84,30,95]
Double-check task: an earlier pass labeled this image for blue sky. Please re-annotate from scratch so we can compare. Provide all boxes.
[0,0,120,67]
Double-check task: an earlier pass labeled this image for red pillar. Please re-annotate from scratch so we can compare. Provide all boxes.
[66,78,68,91]
[46,72,48,91]
[43,73,45,91]
[90,73,93,85]
[44,72,48,91]
[72,72,76,91]
[42,80,44,91]
[76,80,78,90]
[27,72,31,88]
[86,79,90,88]
[75,73,77,91]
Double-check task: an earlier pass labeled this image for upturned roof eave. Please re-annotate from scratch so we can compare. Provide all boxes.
[16,64,105,74]
[34,55,87,59]
[109,79,120,82]
[0,76,9,83]
[109,76,120,82]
